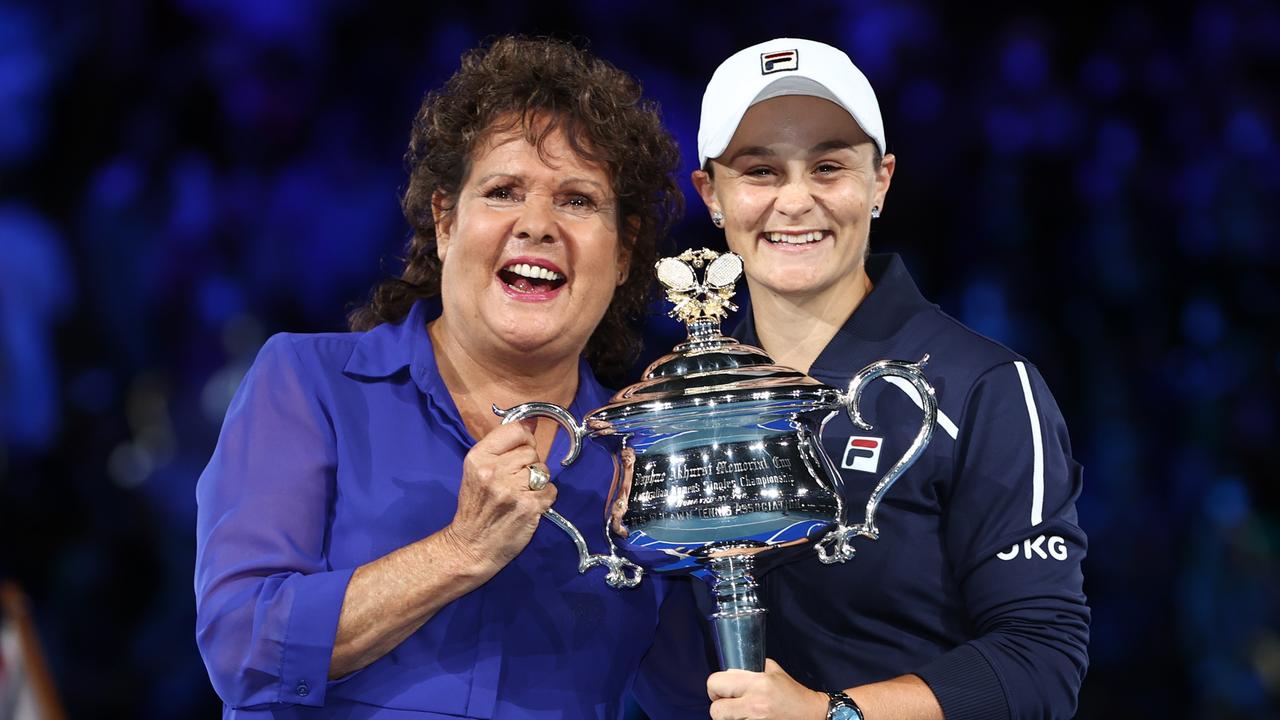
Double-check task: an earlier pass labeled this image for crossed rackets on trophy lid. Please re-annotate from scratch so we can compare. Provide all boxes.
[655,248,744,325]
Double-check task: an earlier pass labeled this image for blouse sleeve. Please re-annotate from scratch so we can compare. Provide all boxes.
[914,361,1090,720]
[631,575,716,719]
[195,334,355,708]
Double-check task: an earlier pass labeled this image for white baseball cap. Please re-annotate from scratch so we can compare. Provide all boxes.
[697,38,886,168]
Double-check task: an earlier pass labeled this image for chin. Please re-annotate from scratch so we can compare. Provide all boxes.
[758,270,831,296]
[499,323,582,357]
[488,296,602,357]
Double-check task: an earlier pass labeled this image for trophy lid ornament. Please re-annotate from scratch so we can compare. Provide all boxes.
[655,248,744,329]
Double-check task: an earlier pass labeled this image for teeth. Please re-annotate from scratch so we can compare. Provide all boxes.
[764,231,825,244]
[506,263,564,281]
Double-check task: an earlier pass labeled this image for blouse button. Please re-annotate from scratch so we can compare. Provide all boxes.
[295,681,310,697]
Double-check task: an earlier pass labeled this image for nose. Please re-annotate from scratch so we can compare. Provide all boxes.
[774,177,816,218]
[514,194,558,243]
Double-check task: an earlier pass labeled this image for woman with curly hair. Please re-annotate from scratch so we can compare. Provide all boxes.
[195,37,705,718]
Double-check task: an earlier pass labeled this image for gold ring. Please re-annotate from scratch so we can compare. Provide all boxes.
[527,464,550,491]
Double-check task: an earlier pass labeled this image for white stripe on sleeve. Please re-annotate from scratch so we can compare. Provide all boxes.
[1014,361,1045,526]
[883,376,960,440]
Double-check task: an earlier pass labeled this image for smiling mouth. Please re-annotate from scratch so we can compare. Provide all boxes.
[761,230,829,245]
[498,261,567,293]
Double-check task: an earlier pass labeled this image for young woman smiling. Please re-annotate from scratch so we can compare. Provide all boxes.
[689,38,1089,720]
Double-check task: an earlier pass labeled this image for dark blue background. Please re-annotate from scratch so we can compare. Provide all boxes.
[0,0,1276,717]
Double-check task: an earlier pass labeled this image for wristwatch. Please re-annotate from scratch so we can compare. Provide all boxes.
[825,690,865,720]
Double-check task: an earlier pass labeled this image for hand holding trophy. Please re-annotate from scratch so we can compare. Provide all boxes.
[494,249,937,671]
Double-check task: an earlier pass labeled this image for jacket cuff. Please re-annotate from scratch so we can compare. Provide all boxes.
[278,567,357,707]
[915,644,1011,720]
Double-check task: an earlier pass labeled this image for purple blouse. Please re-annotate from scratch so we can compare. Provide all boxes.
[194,300,709,719]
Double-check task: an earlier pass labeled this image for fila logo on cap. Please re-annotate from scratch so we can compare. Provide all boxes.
[841,436,882,473]
[760,49,798,74]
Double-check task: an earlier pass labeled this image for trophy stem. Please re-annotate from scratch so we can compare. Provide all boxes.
[707,553,767,671]
[686,318,721,342]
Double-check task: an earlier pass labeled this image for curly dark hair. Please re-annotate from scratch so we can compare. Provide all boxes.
[349,36,682,381]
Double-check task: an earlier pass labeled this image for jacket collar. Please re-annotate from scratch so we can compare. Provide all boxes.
[733,253,934,348]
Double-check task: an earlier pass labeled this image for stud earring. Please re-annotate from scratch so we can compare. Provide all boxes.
[870,206,881,219]
[711,211,724,228]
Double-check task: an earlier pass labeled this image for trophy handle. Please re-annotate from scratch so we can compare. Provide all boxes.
[815,355,938,564]
[493,402,644,589]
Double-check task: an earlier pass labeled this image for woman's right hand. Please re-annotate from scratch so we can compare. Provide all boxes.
[442,420,558,575]
[328,421,558,679]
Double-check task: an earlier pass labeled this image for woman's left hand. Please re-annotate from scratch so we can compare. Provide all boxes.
[707,659,829,720]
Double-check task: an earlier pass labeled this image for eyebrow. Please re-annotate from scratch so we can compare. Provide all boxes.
[726,146,775,164]
[558,177,608,193]
[473,173,514,187]
[809,139,855,154]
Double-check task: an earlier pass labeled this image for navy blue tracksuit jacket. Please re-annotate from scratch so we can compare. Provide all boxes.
[638,254,1090,720]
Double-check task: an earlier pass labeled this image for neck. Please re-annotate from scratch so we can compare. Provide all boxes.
[428,317,581,442]
[748,268,873,373]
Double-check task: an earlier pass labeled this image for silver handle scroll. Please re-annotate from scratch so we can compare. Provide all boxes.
[492,402,644,589]
[815,355,937,564]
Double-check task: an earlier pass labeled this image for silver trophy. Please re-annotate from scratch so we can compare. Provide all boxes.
[494,249,937,671]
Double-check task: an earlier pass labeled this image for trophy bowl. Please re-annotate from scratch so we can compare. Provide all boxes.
[494,249,937,671]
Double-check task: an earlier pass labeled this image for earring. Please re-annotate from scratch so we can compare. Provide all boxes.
[711,211,724,228]
[870,206,881,219]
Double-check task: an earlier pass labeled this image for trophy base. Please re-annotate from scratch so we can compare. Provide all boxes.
[707,553,766,671]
